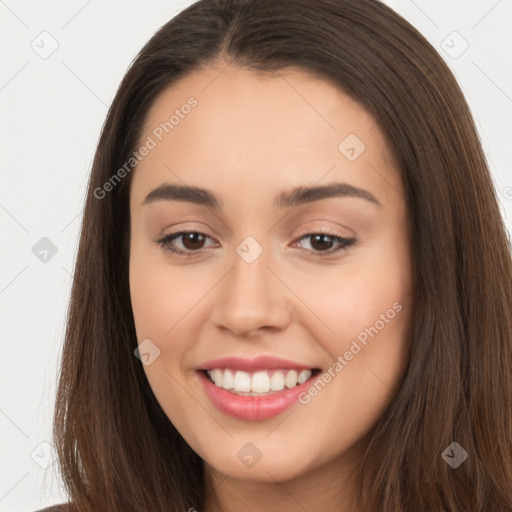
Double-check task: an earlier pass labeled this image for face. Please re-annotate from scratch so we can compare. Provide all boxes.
[129,63,413,488]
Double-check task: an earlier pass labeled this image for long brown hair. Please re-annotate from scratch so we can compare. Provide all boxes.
[54,0,512,510]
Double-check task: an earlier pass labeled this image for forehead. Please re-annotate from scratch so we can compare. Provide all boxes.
[130,64,401,208]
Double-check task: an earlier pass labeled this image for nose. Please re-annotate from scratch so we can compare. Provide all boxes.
[210,245,293,338]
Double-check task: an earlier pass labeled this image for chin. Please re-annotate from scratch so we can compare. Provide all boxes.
[202,443,318,483]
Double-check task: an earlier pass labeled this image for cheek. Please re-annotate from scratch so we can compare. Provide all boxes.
[129,261,171,341]
[297,235,413,417]
[128,244,215,413]
[129,249,203,426]
[302,241,412,353]
[129,243,209,343]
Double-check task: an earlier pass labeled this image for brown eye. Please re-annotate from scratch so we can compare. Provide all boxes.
[156,231,216,255]
[309,234,336,251]
[294,233,356,256]
[156,230,356,258]
[180,232,207,250]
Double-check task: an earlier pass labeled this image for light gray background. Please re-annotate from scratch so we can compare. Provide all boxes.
[0,1,511,510]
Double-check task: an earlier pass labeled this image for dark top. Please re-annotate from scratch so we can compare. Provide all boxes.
[34,505,70,512]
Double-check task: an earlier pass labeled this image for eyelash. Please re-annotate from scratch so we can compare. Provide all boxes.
[156,230,356,258]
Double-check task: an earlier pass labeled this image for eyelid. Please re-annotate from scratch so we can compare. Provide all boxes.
[156,230,216,256]
[156,228,356,257]
[290,231,356,257]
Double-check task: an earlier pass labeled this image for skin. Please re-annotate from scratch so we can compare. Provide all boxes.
[129,61,414,512]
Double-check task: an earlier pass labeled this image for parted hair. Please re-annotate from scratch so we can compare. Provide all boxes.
[53,0,512,510]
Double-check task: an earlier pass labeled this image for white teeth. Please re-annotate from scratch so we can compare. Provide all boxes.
[270,371,285,391]
[234,371,252,392]
[206,368,313,394]
[252,371,271,393]
[284,369,298,388]
[297,369,311,384]
[213,369,223,387]
[222,369,234,390]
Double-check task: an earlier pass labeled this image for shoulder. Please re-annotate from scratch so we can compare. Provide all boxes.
[33,505,72,512]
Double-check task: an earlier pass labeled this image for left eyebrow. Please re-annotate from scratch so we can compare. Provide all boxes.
[275,182,382,209]
[141,181,382,209]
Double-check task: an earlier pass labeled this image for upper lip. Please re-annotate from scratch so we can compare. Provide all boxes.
[198,355,317,373]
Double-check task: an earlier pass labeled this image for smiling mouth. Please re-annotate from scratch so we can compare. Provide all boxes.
[201,368,322,396]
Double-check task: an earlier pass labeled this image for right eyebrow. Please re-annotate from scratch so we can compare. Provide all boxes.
[142,183,222,209]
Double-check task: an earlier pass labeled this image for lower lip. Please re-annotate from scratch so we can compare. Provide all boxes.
[197,370,316,421]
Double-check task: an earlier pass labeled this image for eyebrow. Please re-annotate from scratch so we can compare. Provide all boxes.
[142,182,382,209]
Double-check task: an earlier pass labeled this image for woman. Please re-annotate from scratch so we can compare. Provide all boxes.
[39,0,512,510]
